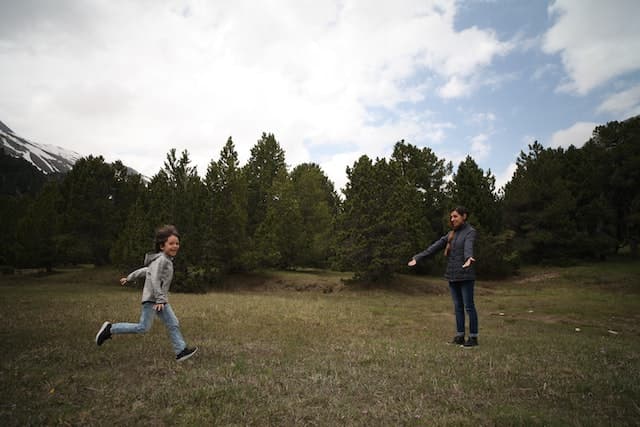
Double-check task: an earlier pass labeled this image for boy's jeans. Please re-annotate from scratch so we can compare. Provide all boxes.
[111,302,186,355]
[449,280,478,337]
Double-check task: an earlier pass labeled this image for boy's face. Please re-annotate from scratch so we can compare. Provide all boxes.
[161,235,180,257]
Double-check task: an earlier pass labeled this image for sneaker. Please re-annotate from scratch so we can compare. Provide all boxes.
[449,336,465,345]
[96,321,112,346]
[176,346,198,362]
[463,337,478,348]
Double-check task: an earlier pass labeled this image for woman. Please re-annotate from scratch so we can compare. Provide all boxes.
[408,206,478,347]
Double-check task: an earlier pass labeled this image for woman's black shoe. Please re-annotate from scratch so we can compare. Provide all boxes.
[450,336,465,345]
[463,337,478,347]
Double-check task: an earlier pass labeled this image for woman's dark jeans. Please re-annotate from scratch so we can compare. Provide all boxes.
[449,280,478,337]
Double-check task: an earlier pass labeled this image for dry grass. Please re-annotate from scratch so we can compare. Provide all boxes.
[1,261,639,426]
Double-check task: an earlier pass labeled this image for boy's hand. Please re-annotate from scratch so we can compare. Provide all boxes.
[153,303,165,312]
[119,277,127,286]
[462,257,476,268]
[407,259,417,267]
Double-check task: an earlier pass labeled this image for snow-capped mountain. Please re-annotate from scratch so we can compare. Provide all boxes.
[0,120,82,174]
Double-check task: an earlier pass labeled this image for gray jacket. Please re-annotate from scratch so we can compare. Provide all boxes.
[126,252,174,304]
[413,223,476,282]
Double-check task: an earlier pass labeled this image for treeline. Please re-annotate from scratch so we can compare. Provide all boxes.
[1,117,638,288]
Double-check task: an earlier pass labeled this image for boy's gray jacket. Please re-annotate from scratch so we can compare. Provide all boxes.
[413,223,476,282]
[126,252,174,304]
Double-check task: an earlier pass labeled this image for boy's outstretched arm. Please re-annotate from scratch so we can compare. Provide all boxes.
[121,267,148,285]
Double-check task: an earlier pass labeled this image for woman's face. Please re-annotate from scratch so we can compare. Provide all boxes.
[450,210,467,229]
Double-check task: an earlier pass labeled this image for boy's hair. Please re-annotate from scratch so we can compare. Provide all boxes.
[155,225,180,252]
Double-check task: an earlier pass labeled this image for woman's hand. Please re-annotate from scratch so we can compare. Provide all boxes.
[407,259,417,267]
[119,277,127,286]
[462,257,475,268]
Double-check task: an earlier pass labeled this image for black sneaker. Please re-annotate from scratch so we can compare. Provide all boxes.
[176,346,198,362]
[96,321,112,346]
[463,337,478,348]
[449,336,465,345]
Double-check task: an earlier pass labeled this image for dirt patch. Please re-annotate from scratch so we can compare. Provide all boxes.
[268,277,346,293]
[489,311,582,325]
[211,272,348,293]
[210,272,452,294]
[514,272,561,284]
[341,274,455,295]
[487,311,637,336]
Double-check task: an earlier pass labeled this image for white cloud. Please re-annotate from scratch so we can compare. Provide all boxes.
[470,133,491,161]
[439,76,472,99]
[549,121,597,149]
[320,151,364,194]
[490,135,535,191]
[597,84,640,118]
[470,112,496,125]
[0,0,513,187]
[495,162,517,191]
[543,0,640,95]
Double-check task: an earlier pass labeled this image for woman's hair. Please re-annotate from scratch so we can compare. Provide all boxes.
[451,205,469,219]
[154,225,180,252]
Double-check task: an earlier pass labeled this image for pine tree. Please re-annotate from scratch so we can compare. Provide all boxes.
[0,195,25,268]
[591,117,640,257]
[255,170,304,268]
[290,163,339,268]
[447,156,500,234]
[389,140,451,275]
[563,144,617,259]
[110,195,153,269]
[16,182,63,271]
[503,142,578,263]
[244,133,287,237]
[154,149,207,291]
[242,133,288,268]
[337,156,413,282]
[58,156,122,265]
[205,137,250,273]
[448,156,518,277]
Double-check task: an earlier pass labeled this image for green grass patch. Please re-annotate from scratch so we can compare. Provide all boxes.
[1,263,639,425]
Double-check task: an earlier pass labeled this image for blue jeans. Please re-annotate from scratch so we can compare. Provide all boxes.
[111,302,186,355]
[449,280,478,337]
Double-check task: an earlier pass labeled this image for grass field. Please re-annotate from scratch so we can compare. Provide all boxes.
[1,261,639,426]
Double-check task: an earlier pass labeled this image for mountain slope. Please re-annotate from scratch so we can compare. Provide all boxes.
[0,120,81,174]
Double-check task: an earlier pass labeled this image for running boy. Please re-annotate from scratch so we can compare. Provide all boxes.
[95,225,198,361]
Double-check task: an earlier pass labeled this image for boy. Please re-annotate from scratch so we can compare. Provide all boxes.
[96,225,197,361]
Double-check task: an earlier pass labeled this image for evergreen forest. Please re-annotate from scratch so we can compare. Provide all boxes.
[1,117,638,290]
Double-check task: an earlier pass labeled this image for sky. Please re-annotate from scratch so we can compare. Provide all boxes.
[1,0,639,193]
